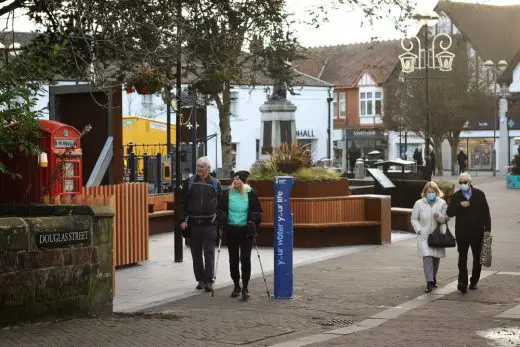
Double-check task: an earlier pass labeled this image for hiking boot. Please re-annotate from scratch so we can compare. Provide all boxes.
[231,283,241,298]
[204,282,213,292]
[196,281,204,290]
[241,287,250,301]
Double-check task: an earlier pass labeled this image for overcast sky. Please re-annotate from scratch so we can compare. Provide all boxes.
[2,0,520,47]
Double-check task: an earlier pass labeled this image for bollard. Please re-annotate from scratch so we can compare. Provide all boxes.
[273,176,294,299]
[155,153,162,193]
[143,153,149,182]
[128,153,137,182]
[355,158,365,179]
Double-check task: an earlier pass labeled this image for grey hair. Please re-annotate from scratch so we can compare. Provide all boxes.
[196,156,211,168]
[459,172,472,182]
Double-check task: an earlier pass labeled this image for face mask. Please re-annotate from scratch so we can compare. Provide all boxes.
[426,192,436,201]
[460,184,469,191]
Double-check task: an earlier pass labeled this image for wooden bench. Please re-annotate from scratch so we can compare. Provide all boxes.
[256,195,391,248]
[391,207,414,233]
[148,194,175,235]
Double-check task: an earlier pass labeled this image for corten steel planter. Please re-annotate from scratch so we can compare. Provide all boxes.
[248,179,350,198]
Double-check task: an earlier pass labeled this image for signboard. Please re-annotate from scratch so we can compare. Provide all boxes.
[345,128,387,140]
[296,129,315,138]
[54,139,77,148]
[36,230,91,249]
[367,168,396,189]
[150,122,167,131]
[274,176,294,299]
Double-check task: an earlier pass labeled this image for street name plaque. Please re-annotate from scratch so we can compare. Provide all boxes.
[36,230,91,249]
[367,168,396,189]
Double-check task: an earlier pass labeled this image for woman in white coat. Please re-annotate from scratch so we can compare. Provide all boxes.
[411,181,449,293]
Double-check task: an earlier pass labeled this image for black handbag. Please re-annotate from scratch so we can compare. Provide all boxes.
[428,223,456,248]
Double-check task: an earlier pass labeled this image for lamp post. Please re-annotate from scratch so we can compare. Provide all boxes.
[174,0,183,263]
[398,10,455,171]
[483,59,508,176]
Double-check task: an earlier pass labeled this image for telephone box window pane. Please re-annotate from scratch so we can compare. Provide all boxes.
[63,162,75,177]
[64,179,76,193]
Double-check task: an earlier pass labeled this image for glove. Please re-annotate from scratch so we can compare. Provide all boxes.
[247,221,257,240]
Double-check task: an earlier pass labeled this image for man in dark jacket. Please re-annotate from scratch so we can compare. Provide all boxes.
[457,148,468,173]
[447,172,491,293]
[179,156,223,292]
[413,147,423,166]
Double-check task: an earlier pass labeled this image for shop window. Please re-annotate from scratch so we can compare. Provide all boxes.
[459,138,492,170]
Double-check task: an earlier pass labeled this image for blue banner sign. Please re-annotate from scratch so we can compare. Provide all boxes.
[273,176,294,299]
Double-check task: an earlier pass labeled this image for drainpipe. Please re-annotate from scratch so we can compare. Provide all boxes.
[327,87,333,159]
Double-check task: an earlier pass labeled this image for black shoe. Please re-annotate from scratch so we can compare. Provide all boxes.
[425,281,433,293]
[204,282,213,292]
[457,283,468,293]
[196,281,204,290]
[231,283,241,298]
[433,278,438,288]
[241,287,250,301]
[469,283,478,290]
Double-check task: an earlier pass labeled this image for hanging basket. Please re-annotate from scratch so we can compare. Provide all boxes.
[194,80,224,95]
[125,68,164,95]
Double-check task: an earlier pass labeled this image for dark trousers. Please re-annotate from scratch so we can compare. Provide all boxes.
[457,239,482,286]
[459,163,466,173]
[226,225,253,287]
[190,224,217,283]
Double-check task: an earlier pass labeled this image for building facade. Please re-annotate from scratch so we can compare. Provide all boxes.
[298,40,402,171]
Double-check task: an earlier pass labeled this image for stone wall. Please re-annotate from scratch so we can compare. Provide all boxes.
[0,205,113,326]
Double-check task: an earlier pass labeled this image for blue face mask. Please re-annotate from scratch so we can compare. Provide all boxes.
[426,192,436,201]
[460,184,470,191]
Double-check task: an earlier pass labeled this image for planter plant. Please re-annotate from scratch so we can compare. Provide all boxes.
[249,143,348,198]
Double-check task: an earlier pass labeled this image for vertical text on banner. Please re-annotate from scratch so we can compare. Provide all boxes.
[273,176,294,299]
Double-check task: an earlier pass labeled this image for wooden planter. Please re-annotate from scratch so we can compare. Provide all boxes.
[248,179,350,198]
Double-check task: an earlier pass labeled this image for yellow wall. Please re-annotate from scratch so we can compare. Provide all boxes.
[122,117,176,156]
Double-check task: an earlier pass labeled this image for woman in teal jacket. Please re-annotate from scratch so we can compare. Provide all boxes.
[222,170,262,300]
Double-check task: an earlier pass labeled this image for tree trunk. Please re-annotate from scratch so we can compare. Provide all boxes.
[433,136,444,177]
[219,81,233,178]
[447,130,461,176]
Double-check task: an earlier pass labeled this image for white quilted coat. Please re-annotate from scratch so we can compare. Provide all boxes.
[411,197,449,258]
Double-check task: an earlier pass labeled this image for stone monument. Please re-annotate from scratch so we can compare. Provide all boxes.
[258,80,297,160]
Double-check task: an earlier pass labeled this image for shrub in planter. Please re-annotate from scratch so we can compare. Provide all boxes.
[249,143,348,197]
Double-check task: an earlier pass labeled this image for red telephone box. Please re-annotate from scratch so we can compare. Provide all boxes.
[0,120,83,203]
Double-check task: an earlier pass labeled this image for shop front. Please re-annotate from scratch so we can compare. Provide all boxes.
[457,137,493,171]
[345,128,388,171]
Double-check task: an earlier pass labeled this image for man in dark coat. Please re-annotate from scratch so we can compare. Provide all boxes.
[447,172,491,293]
[179,156,224,293]
[457,148,468,173]
[413,147,423,166]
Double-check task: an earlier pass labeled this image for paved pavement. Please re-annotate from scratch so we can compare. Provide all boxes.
[1,176,519,347]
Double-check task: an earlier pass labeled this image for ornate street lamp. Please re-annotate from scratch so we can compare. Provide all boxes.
[484,59,508,176]
[398,9,455,171]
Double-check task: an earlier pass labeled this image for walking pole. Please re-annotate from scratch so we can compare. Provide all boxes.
[253,240,271,298]
[212,236,222,298]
